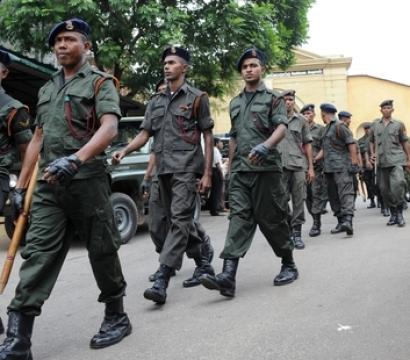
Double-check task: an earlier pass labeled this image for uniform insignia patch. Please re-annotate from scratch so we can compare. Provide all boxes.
[65,20,74,30]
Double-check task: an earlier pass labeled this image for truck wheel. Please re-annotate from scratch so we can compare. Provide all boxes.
[4,215,27,246]
[110,192,138,244]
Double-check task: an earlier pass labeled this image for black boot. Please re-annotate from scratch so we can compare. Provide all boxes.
[0,317,3,335]
[309,214,321,237]
[201,235,214,264]
[330,217,344,234]
[148,266,176,282]
[200,258,239,297]
[396,206,406,227]
[386,208,397,225]
[292,225,305,249]
[340,215,353,235]
[183,250,215,288]
[90,298,132,349]
[274,254,299,286]
[367,198,376,209]
[382,207,390,217]
[0,311,34,360]
[144,264,173,304]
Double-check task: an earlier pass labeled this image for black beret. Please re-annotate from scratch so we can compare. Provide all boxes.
[155,78,166,92]
[237,47,267,72]
[363,122,372,129]
[338,111,352,119]
[162,46,191,63]
[48,18,91,47]
[380,99,393,107]
[300,103,315,113]
[281,89,296,98]
[0,50,11,67]
[320,103,337,114]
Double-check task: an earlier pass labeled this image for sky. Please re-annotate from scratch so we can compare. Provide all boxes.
[303,0,410,85]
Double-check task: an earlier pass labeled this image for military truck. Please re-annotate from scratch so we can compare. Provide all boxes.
[107,116,150,244]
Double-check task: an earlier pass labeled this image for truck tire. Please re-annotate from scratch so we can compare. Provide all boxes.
[110,192,138,244]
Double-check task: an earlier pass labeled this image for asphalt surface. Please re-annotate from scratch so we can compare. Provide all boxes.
[0,201,409,360]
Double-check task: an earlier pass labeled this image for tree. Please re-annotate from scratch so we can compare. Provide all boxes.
[0,0,314,99]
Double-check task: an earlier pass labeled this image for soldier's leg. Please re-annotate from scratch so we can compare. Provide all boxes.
[390,166,406,226]
[309,171,326,237]
[326,173,344,234]
[289,171,306,249]
[253,172,297,286]
[335,170,355,235]
[145,173,198,304]
[2,182,69,359]
[71,177,130,349]
[201,172,256,297]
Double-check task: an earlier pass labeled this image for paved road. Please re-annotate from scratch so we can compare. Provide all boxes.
[0,202,409,360]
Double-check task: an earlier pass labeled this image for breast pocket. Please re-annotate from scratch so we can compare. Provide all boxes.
[65,87,95,131]
[388,127,400,145]
[151,106,165,132]
[250,103,273,135]
[173,108,199,144]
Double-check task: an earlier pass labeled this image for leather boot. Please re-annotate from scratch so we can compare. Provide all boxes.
[274,253,298,286]
[183,251,215,288]
[0,317,3,335]
[340,215,353,235]
[309,214,321,237]
[0,311,34,360]
[330,217,344,234]
[367,198,376,209]
[292,225,305,249]
[144,264,173,304]
[386,208,397,225]
[148,266,176,282]
[89,298,132,349]
[200,258,239,297]
[201,235,214,264]
[396,206,405,227]
[382,207,390,217]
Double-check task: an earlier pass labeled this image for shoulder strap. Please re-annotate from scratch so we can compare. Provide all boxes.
[94,76,120,97]
[192,92,207,120]
[6,105,29,137]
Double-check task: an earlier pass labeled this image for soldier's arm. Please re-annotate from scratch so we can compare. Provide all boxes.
[304,143,315,183]
[228,137,237,174]
[144,152,156,180]
[264,124,287,148]
[348,143,359,165]
[16,127,42,189]
[199,129,213,193]
[10,108,33,162]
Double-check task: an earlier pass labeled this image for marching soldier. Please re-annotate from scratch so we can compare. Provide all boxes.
[0,18,132,359]
[315,104,358,235]
[279,90,314,249]
[112,46,215,304]
[369,100,410,227]
[358,122,377,209]
[0,50,33,336]
[200,48,298,298]
[301,104,327,237]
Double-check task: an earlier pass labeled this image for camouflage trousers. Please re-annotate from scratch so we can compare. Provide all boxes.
[221,171,293,259]
[325,170,355,218]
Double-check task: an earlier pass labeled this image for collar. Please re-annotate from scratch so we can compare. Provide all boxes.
[53,61,92,81]
[241,81,267,96]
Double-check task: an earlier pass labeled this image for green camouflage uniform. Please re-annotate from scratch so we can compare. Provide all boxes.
[8,62,126,316]
[220,81,293,259]
[279,112,312,228]
[369,118,408,208]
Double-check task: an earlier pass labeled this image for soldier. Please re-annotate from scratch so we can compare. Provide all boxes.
[358,122,377,209]
[0,19,132,359]
[301,104,327,237]
[0,50,33,336]
[279,90,314,249]
[315,103,358,235]
[200,48,298,298]
[338,111,363,207]
[369,100,410,227]
[112,46,215,304]
[141,151,214,288]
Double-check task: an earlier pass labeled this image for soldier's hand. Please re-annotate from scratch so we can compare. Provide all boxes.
[112,150,127,165]
[370,153,376,164]
[306,167,315,184]
[198,174,211,194]
[348,163,360,175]
[248,143,270,165]
[43,154,82,186]
[10,188,26,221]
[140,178,152,198]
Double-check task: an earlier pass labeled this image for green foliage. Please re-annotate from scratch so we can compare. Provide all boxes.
[0,0,314,99]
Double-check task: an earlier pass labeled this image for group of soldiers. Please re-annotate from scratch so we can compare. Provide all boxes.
[0,15,409,360]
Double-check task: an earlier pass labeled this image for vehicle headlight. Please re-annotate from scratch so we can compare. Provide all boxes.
[9,174,18,189]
